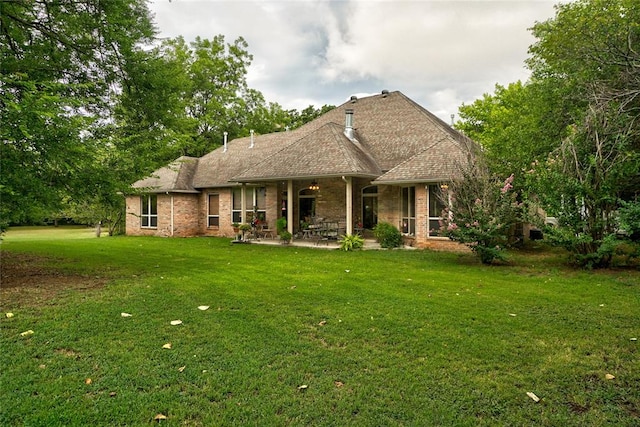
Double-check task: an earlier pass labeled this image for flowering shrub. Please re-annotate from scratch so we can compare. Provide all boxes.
[440,171,525,265]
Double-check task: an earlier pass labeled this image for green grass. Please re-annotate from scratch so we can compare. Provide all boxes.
[1,227,639,426]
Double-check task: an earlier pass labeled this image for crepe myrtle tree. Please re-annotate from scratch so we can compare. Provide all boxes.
[439,157,526,264]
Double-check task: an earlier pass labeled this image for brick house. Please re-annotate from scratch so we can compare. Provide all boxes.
[126,90,475,248]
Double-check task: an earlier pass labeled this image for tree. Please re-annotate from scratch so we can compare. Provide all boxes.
[456,81,568,181]
[439,153,525,265]
[0,0,157,229]
[527,0,640,267]
[456,0,640,267]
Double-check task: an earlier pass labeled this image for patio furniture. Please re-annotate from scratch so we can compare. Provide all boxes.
[259,225,274,239]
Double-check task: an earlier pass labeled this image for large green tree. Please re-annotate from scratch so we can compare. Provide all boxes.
[1,1,334,232]
[529,0,640,267]
[455,0,640,267]
[0,0,156,228]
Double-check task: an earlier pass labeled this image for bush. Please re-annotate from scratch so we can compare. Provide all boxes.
[339,234,364,251]
[279,230,292,243]
[276,217,287,234]
[619,199,640,241]
[373,222,403,249]
[440,170,525,265]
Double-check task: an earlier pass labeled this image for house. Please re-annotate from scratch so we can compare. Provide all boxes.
[126,90,475,248]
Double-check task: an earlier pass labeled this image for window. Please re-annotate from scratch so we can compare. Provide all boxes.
[362,186,378,229]
[141,195,157,228]
[232,187,266,224]
[401,186,415,235]
[208,194,219,227]
[428,184,446,237]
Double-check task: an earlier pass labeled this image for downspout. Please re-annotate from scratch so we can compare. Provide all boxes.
[287,180,293,235]
[342,176,353,235]
[168,193,174,237]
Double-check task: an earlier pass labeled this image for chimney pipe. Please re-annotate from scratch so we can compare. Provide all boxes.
[223,131,228,152]
[344,109,355,140]
[249,129,254,148]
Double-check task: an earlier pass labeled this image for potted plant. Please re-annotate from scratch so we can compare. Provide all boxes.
[239,223,252,241]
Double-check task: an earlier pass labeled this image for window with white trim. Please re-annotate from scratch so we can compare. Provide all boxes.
[428,184,446,237]
[208,194,220,227]
[232,187,266,224]
[141,195,157,228]
[401,186,415,235]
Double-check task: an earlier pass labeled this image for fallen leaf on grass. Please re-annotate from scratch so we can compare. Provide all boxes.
[178,366,186,373]
[170,320,182,326]
[631,337,637,341]
[20,330,34,337]
[154,413,167,421]
[197,306,209,311]
[334,381,344,388]
[121,312,132,317]
[109,392,117,397]
[318,320,327,326]
[297,384,308,391]
[509,313,517,317]
[85,378,92,385]
[605,373,615,380]
[6,312,14,318]
[526,392,540,403]
[162,343,172,349]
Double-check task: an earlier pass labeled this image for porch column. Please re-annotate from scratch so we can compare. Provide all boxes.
[345,176,353,235]
[287,180,293,234]
[241,183,247,224]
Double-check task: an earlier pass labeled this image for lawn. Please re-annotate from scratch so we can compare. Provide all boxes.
[1,227,639,426]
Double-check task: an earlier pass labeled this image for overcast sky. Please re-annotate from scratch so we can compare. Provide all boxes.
[149,0,560,122]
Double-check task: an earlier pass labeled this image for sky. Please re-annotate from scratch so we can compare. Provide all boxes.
[149,0,560,122]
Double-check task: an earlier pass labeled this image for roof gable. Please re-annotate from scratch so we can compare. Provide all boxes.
[132,156,199,193]
[374,137,472,184]
[232,123,382,181]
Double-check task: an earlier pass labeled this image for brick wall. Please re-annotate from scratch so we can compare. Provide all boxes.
[125,194,198,237]
[198,184,280,238]
[124,181,467,248]
[377,185,400,228]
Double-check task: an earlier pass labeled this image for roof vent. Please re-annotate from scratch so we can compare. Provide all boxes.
[223,131,228,152]
[350,95,357,103]
[381,89,389,97]
[344,109,355,140]
[249,129,254,148]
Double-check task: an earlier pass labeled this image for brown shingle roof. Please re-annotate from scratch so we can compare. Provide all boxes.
[232,123,382,181]
[132,156,199,193]
[374,137,472,184]
[191,132,297,188]
[132,91,478,191]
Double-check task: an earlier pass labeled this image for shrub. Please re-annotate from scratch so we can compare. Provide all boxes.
[339,234,364,251]
[619,199,640,242]
[279,230,292,244]
[276,217,287,234]
[440,169,525,265]
[373,222,403,249]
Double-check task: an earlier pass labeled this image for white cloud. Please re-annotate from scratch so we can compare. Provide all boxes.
[149,0,558,119]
